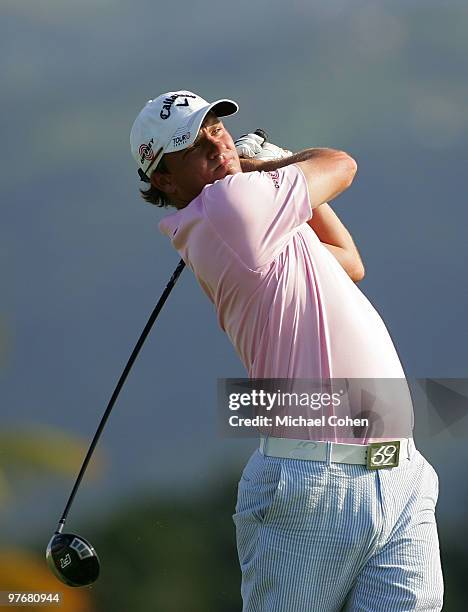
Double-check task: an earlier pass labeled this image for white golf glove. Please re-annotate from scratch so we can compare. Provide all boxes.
[235,132,293,161]
[234,133,265,158]
[255,142,293,161]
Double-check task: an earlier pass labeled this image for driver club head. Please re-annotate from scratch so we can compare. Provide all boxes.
[46,532,100,587]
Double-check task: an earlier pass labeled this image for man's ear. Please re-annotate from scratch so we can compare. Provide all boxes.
[151,170,175,195]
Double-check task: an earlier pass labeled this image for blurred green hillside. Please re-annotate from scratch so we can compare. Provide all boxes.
[22,470,468,611]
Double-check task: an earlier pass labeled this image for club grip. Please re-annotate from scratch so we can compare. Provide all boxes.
[254,129,268,144]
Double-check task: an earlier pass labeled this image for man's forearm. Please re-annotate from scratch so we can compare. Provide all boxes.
[308,203,360,253]
[239,148,342,173]
[308,204,365,282]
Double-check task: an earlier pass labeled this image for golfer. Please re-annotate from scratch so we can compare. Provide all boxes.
[130,91,443,611]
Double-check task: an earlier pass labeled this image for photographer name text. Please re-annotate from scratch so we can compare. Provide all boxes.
[228,415,369,428]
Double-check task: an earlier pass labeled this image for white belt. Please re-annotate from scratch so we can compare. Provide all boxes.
[259,436,411,465]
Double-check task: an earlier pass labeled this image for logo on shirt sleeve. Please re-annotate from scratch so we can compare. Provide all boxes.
[267,170,280,189]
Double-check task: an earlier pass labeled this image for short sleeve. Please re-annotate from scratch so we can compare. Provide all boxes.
[201,164,312,270]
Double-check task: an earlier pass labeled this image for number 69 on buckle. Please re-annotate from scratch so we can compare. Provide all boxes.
[367,441,400,470]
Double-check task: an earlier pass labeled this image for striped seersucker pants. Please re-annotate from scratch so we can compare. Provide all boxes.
[233,439,443,611]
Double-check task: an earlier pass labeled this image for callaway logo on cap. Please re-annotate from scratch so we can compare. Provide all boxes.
[130,90,239,181]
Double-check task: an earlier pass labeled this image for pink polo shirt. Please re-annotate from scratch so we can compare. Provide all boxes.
[159,165,413,442]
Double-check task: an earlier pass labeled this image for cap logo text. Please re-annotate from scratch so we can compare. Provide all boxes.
[173,132,191,147]
[160,94,197,120]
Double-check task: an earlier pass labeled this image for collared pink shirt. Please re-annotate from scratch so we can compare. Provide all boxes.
[159,165,413,442]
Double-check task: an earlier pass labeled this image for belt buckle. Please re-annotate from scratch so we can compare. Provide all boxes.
[366,441,400,470]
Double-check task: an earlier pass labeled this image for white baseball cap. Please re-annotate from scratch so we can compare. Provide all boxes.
[130,90,239,182]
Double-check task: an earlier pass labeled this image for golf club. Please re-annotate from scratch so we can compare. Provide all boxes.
[46,258,186,587]
[46,129,267,587]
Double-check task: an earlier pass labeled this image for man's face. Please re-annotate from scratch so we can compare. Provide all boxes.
[152,113,242,208]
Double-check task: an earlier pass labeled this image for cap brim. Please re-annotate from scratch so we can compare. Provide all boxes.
[165,99,239,155]
[209,99,239,118]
